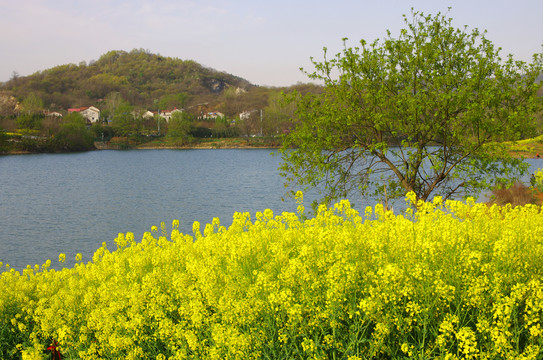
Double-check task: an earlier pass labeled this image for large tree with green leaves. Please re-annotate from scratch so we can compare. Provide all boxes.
[281,9,543,206]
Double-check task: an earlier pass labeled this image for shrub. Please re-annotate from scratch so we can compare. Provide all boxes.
[533,168,543,192]
[488,181,540,207]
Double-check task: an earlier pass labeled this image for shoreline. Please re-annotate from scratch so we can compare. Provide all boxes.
[3,136,542,156]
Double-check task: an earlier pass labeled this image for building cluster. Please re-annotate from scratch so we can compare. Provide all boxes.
[55,106,227,124]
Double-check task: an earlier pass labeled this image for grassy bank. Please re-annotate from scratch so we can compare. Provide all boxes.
[1,134,282,154]
[503,135,543,159]
[1,193,542,359]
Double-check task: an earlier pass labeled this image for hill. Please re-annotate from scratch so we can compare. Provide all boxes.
[0,50,325,153]
[0,49,264,113]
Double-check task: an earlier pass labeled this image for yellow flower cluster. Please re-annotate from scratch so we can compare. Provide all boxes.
[1,192,543,359]
[534,168,543,191]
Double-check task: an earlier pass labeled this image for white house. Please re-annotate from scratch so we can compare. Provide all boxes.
[44,110,63,118]
[80,106,100,123]
[159,108,183,122]
[142,110,155,119]
[69,106,100,123]
[240,110,258,121]
[201,111,225,120]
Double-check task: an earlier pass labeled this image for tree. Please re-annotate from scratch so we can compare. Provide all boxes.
[20,93,44,115]
[264,92,297,136]
[280,9,543,207]
[157,93,188,111]
[238,110,260,137]
[16,93,44,130]
[167,111,193,143]
[102,92,124,122]
[103,92,137,137]
[53,112,94,151]
[111,102,136,137]
[16,113,43,131]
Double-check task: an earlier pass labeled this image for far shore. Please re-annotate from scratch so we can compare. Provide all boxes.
[4,135,543,158]
[95,137,283,151]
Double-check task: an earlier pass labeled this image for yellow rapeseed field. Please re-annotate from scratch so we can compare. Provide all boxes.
[1,192,542,359]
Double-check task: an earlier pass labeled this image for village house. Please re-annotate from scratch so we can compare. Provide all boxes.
[43,110,63,118]
[141,110,155,119]
[239,110,258,121]
[68,106,100,123]
[158,108,183,122]
[199,111,225,120]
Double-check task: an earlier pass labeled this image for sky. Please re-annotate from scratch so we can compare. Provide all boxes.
[1,0,542,87]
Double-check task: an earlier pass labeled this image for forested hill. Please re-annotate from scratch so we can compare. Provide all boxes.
[0,49,257,112]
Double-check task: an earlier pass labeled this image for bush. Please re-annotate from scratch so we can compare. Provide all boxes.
[487,182,540,207]
[16,114,43,130]
[0,129,9,153]
[211,126,240,138]
[532,168,543,192]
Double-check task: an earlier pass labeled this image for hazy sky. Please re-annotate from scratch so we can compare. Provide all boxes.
[1,0,542,87]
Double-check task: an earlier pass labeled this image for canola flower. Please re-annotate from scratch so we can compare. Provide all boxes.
[0,192,543,359]
[533,168,543,192]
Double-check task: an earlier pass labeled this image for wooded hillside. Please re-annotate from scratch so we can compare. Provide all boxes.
[0,49,324,153]
[0,49,316,116]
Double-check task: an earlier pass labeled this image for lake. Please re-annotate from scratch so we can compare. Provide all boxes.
[1,149,542,271]
[0,149,323,271]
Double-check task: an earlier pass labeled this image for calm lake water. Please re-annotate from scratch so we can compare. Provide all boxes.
[1,149,542,271]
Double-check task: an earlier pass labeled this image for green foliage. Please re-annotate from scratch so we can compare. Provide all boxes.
[83,73,129,99]
[53,112,95,152]
[108,95,137,137]
[211,116,240,138]
[211,126,240,138]
[157,93,188,111]
[1,49,253,111]
[190,126,212,138]
[20,93,43,115]
[11,113,95,152]
[167,111,193,144]
[90,123,115,141]
[0,49,328,151]
[281,9,543,204]
[16,114,43,130]
[1,49,324,142]
[0,128,8,153]
[263,92,296,136]
[15,93,45,130]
